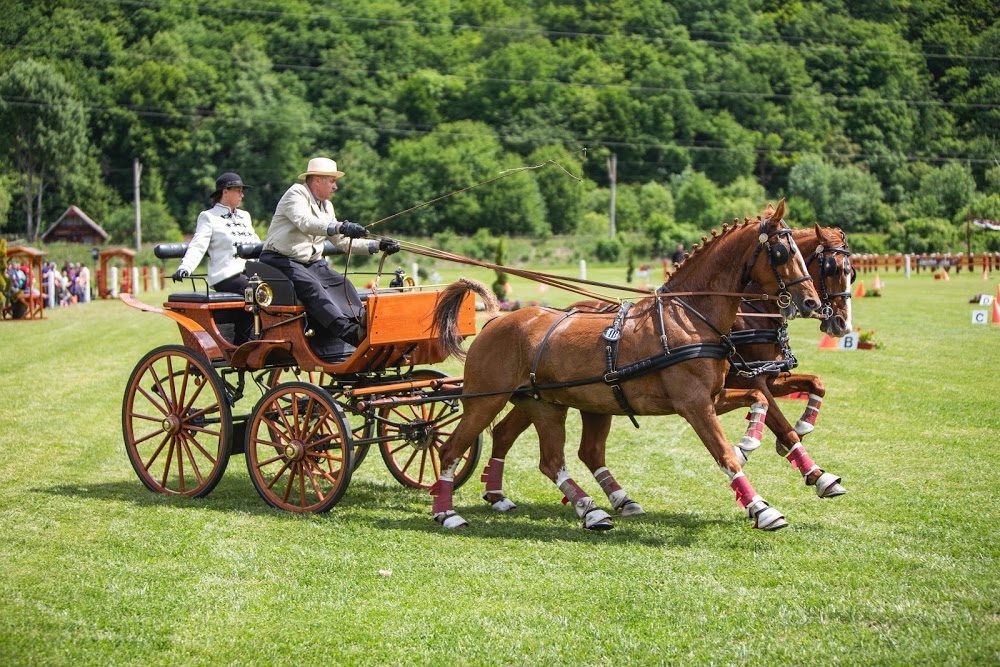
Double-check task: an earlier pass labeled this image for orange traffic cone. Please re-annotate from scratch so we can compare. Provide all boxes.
[872,274,882,290]
[818,334,839,349]
[855,280,865,298]
[993,300,1000,325]
[940,267,950,281]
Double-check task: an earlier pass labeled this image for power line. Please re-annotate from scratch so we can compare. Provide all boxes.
[3,43,997,111]
[2,94,994,165]
[91,0,999,63]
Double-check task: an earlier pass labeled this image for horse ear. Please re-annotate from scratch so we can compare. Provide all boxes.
[760,202,776,219]
[814,221,824,240]
[773,198,786,222]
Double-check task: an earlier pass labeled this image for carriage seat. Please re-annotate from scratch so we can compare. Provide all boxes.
[166,291,245,304]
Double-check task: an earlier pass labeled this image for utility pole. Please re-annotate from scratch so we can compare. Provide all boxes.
[133,158,142,251]
[607,152,617,239]
[966,211,972,257]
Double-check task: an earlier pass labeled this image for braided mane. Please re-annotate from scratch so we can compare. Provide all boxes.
[667,216,757,278]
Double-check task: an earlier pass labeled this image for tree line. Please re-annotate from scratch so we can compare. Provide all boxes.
[0,0,997,257]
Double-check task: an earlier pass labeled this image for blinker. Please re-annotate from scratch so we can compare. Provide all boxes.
[770,243,790,265]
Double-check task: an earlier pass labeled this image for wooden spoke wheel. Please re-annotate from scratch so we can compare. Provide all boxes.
[378,369,481,490]
[267,368,372,470]
[122,345,233,497]
[245,382,354,513]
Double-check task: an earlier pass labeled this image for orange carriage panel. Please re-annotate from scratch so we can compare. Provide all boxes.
[366,291,476,345]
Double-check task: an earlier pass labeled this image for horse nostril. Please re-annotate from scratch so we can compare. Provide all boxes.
[804,297,820,310]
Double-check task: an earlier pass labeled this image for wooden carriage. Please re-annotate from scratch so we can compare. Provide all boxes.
[120,242,481,512]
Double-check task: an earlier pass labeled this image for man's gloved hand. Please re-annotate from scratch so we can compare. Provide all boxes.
[172,268,190,283]
[338,221,368,239]
[379,238,401,255]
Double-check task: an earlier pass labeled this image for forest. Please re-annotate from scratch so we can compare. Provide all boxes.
[0,0,997,257]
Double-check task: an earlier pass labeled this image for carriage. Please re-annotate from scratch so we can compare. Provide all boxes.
[120,242,483,513]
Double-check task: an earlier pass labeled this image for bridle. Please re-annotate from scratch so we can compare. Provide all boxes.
[741,218,810,309]
[805,231,854,321]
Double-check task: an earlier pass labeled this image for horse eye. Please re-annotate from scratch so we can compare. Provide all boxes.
[823,257,838,275]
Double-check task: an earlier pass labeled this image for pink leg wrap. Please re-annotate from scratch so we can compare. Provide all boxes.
[430,478,454,514]
[558,478,587,505]
[480,458,505,493]
[786,444,818,475]
[743,405,767,441]
[594,467,622,496]
[730,473,757,508]
[799,394,822,427]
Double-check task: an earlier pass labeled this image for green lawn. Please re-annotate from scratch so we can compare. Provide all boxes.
[1,267,998,666]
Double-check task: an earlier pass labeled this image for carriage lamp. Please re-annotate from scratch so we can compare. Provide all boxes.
[91,247,100,262]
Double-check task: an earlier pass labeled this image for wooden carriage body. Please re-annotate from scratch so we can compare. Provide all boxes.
[119,244,482,513]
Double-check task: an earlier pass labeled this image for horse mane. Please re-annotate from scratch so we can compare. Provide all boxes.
[666,216,756,278]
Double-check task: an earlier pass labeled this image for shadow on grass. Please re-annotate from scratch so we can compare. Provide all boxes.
[38,477,735,547]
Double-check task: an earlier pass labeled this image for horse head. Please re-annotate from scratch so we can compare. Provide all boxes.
[801,224,854,336]
[743,199,821,319]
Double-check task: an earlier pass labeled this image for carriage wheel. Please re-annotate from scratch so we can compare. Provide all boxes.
[122,345,233,497]
[267,368,372,470]
[378,369,481,490]
[245,381,354,513]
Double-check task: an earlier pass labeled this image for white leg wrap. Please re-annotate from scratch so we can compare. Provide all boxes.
[433,511,469,529]
[731,445,749,466]
[487,496,517,512]
[814,471,846,498]
[746,498,787,531]
[608,489,645,517]
[575,497,614,530]
[794,420,815,437]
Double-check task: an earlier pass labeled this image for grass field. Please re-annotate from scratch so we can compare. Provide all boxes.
[1,265,998,666]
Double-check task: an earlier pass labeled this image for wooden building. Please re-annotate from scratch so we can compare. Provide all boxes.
[39,205,109,245]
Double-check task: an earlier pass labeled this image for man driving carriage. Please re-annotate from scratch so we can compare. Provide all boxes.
[259,157,401,347]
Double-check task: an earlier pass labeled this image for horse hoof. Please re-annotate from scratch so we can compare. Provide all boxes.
[753,507,788,531]
[815,472,846,498]
[489,496,517,512]
[617,500,646,517]
[583,507,614,530]
[794,421,814,437]
[434,511,469,529]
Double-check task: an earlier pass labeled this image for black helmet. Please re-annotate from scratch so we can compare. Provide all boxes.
[212,172,252,195]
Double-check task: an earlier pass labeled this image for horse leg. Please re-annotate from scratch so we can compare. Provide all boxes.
[766,376,845,498]
[578,411,645,516]
[769,373,825,439]
[713,387,769,467]
[481,403,532,512]
[675,397,787,531]
[431,394,512,528]
[529,403,613,530]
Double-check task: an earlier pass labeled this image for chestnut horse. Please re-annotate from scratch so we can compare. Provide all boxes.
[479,222,854,527]
[430,202,821,531]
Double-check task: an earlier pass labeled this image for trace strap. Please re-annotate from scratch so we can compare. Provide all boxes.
[602,302,640,428]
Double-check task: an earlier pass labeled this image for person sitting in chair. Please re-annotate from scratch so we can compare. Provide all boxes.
[259,157,400,347]
[172,171,261,294]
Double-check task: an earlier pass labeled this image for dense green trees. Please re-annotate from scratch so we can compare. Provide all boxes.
[0,0,995,256]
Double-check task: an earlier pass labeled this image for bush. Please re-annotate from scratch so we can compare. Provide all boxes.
[593,237,622,263]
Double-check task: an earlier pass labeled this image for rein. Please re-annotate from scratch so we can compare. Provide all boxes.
[386,238,790,306]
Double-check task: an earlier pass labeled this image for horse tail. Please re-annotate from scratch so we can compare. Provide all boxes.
[433,278,499,361]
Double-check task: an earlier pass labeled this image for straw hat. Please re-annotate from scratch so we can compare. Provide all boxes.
[298,157,345,180]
